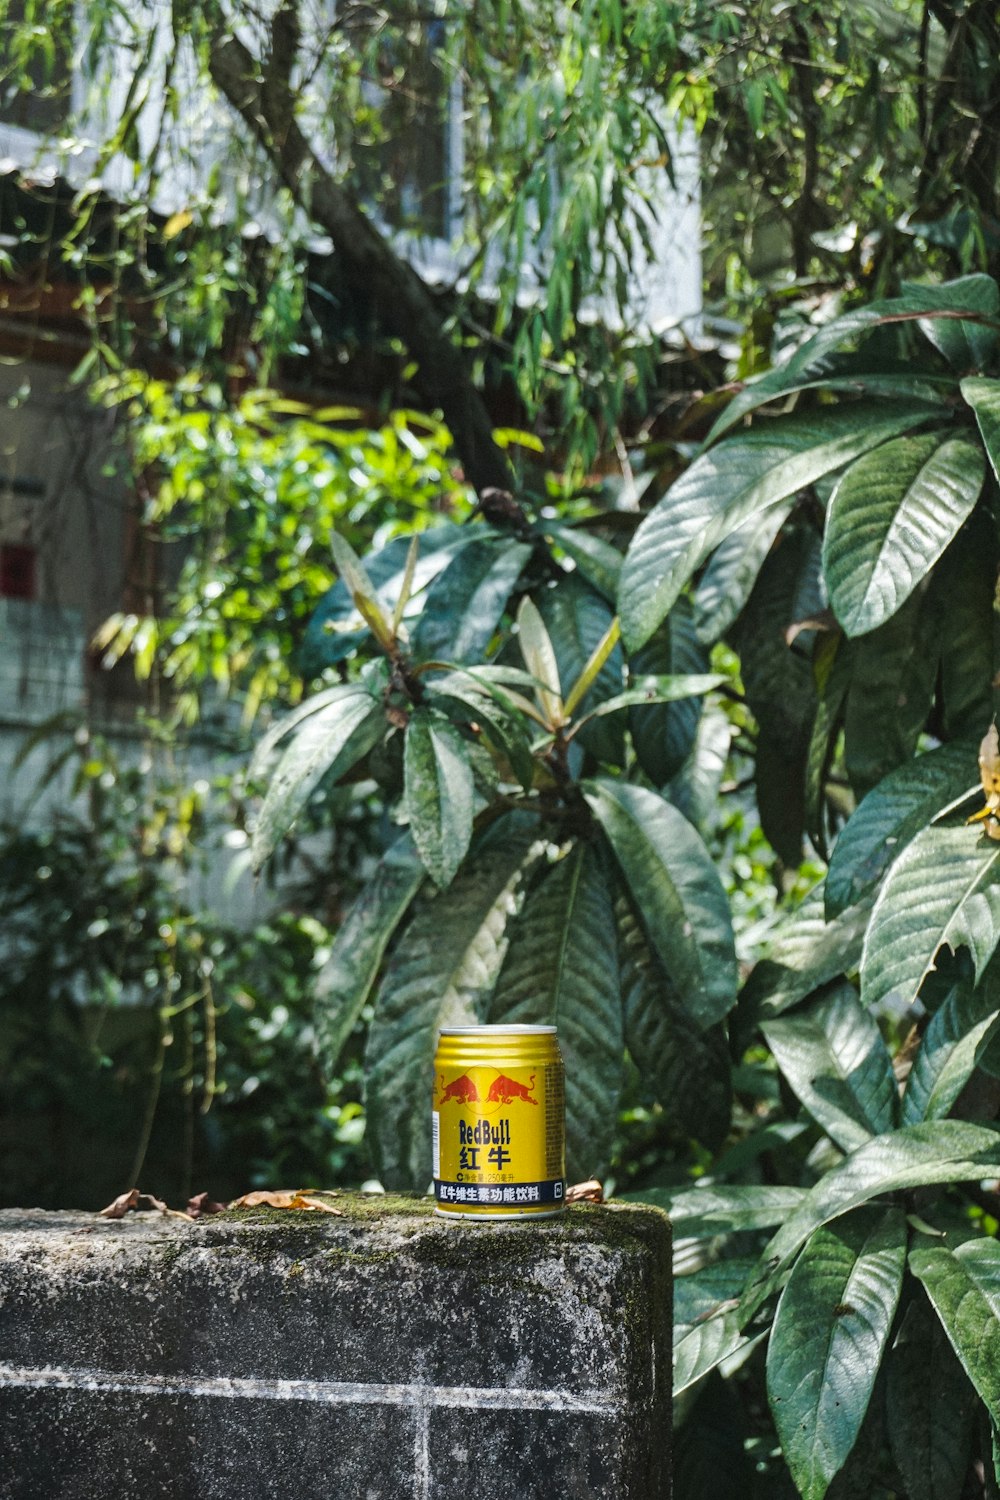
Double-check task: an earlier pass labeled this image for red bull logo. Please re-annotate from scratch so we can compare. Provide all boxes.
[486,1072,538,1106]
[438,1073,480,1105]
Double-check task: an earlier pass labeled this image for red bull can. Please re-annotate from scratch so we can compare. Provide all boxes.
[432,1024,566,1220]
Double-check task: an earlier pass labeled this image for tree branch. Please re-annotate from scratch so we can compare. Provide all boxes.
[206,20,514,499]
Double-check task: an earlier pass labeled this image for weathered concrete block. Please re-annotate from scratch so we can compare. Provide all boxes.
[0,1196,670,1499]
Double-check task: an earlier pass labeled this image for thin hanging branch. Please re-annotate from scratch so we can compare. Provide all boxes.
[206,6,515,500]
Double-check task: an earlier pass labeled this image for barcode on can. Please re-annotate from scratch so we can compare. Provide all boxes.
[432,1110,440,1178]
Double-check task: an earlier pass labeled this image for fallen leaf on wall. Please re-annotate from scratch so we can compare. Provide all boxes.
[228,1190,344,1215]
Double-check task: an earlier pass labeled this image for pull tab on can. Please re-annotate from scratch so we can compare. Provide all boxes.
[432,1025,566,1220]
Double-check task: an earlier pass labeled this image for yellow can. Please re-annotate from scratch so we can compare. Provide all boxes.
[432,1024,566,1220]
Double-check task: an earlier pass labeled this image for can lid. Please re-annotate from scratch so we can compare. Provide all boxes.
[438,1024,557,1036]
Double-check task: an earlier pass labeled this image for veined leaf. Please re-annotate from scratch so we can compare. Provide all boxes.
[490,842,621,1179]
[516,594,564,726]
[674,1260,761,1343]
[544,520,623,602]
[886,1292,975,1500]
[910,1237,1000,1415]
[962,376,1000,485]
[738,525,822,864]
[425,674,535,791]
[931,514,997,739]
[619,403,940,652]
[860,824,1000,1010]
[823,431,983,638]
[826,739,980,919]
[585,778,737,1028]
[842,588,940,799]
[674,1306,758,1397]
[903,980,1000,1125]
[762,986,897,1152]
[909,274,1000,371]
[390,536,420,637]
[740,883,871,1024]
[248,684,357,785]
[708,276,991,441]
[631,1183,806,1238]
[629,598,711,787]
[411,537,532,664]
[251,686,384,869]
[618,900,731,1149]
[366,815,539,1188]
[806,632,853,859]
[315,835,425,1073]
[741,1121,1000,1324]
[693,502,792,644]
[572,672,724,728]
[667,707,732,834]
[403,711,475,888]
[767,1207,907,1500]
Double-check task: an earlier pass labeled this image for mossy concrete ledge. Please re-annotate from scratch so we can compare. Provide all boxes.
[0,1195,671,1499]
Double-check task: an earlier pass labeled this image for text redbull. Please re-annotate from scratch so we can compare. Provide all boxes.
[432,1025,566,1221]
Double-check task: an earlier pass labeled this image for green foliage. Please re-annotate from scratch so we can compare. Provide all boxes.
[239,278,1000,1496]
[0,731,368,1208]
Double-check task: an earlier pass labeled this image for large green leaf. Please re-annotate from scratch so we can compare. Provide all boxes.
[633,1183,807,1238]
[910,1237,1000,1414]
[902,979,1000,1125]
[314,835,425,1073]
[544,519,622,602]
[693,502,792,645]
[251,685,385,869]
[931,515,997,739]
[739,883,871,1025]
[424,672,535,792]
[805,633,853,860]
[860,824,1000,1010]
[674,1306,758,1397]
[489,842,622,1180]
[666,707,732,834]
[584,778,737,1028]
[629,598,710,787]
[741,1121,1000,1324]
[708,277,992,441]
[536,573,624,761]
[403,710,475,888]
[674,1260,761,1344]
[411,536,532,664]
[738,525,822,864]
[823,431,983,638]
[618,900,731,1150]
[825,739,980,919]
[886,1293,975,1500]
[909,274,1000,371]
[842,587,940,799]
[766,1206,907,1500]
[366,815,538,1188]
[962,376,1000,484]
[762,986,897,1152]
[618,403,937,652]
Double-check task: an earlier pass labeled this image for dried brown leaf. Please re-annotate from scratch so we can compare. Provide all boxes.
[228,1190,343,1215]
[99,1188,172,1219]
[187,1191,226,1219]
[565,1179,604,1204]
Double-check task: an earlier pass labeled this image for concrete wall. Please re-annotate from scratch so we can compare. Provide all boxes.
[0,1197,672,1499]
